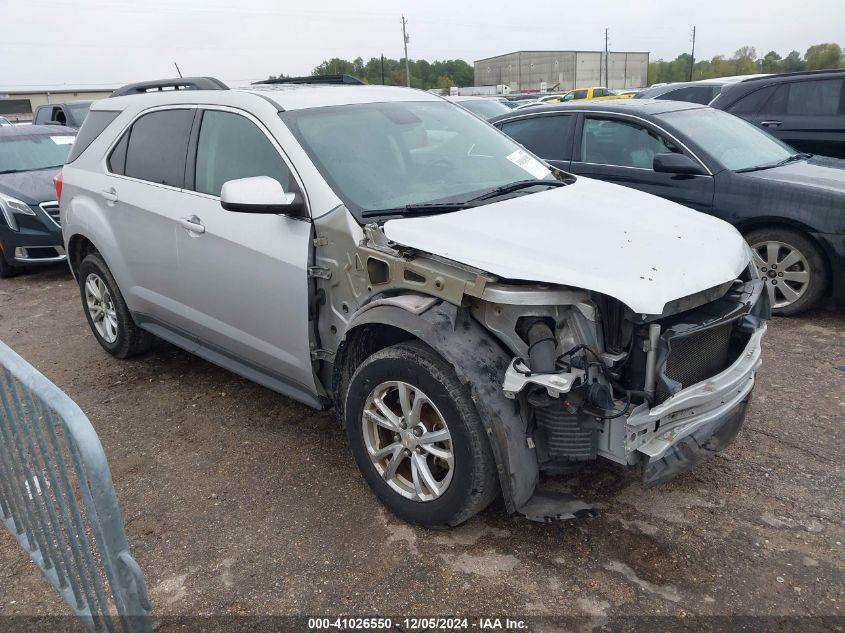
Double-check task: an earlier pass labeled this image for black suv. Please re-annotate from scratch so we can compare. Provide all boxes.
[710,70,845,159]
[0,125,76,277]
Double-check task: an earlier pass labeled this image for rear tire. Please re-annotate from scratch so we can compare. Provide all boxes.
[78,253,154,358]
[344,341,499,528]
[746,227,827,316]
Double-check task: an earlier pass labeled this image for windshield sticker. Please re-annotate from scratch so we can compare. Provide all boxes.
[50,136,75,145]
[506,149,549,179]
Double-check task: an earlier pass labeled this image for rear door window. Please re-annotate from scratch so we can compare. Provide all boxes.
[764,79,844,116]
[122,109,194,187]
[193,109,291,197]
[785,79,842,115]
[500,115,574,160]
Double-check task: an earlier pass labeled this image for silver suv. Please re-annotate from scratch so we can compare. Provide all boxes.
[60,76,769,527]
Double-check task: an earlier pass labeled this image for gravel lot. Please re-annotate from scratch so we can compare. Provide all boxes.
[0,266,843,626]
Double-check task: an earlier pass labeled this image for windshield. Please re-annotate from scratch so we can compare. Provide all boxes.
[456,99,512,120]
[657,108,794,171]
[0,132,75,173]
[67,102,91,125]
[280,101,554,215]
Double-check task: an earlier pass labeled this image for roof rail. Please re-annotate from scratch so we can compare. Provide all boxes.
[111,77,229,97]
[252,74,365,86]
[739,68,845,82]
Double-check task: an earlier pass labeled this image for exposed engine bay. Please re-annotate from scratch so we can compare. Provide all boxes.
[493,277,769,482]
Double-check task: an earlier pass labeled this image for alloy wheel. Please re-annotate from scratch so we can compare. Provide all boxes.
[750,240,811,309]
[84,273,118,343]
[361,380,454,502]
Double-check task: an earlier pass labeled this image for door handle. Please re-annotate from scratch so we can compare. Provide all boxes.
[101,188,119,203]
[179,215,205,234]
[760,120,782,128]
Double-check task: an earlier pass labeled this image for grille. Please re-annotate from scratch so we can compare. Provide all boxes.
[657,322,734,403]
[40,201,60,227]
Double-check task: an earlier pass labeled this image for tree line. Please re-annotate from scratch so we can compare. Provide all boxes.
[270,56,473,90]
[270,43,845,90]
[648,43,844,85]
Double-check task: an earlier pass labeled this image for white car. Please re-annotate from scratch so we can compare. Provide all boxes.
[59,76,769,527]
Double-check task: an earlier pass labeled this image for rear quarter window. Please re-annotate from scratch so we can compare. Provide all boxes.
[66,111,120,163]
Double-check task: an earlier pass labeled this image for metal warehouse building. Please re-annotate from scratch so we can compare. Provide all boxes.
[474,50,650,92]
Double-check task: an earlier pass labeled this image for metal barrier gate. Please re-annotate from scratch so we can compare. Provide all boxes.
[0,340,152,633]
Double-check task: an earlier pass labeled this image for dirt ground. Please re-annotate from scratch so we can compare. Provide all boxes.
[0,266,843,626]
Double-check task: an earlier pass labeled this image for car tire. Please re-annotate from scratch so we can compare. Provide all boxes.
[344,341,499,528]
[78,253,154,358]
[0,252,18,278]
[746,227,828,316]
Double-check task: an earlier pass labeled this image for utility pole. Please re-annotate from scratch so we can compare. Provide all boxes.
[401,15,410,87]
[604,28,609,87]
[381,54,385,85]
[689,26,696,81]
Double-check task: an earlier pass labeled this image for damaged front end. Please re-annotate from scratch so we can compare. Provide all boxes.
[314,213,769,521]
[498,273,770,488]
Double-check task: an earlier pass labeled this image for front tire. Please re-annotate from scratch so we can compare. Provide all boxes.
[344,341,499,528]
[78,253,154,358]
[746,227,827,316]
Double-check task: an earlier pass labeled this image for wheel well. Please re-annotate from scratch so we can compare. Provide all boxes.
[67,235,98,279]
[331,323,419,422]
[737,219,832,287]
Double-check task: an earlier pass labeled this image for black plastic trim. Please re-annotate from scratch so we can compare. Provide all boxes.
[111,77,229,97]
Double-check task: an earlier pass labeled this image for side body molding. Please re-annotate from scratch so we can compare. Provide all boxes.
[338,298,539,512]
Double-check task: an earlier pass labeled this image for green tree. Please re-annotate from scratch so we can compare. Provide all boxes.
[437,75,454,94]
[761,51,783,73]
[732,46,758,74]
[781,50,805,72]
[804,43,844,70]
[287,56,475,90]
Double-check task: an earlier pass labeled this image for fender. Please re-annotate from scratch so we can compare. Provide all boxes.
[64,193,131,296]
[339,297,539,512]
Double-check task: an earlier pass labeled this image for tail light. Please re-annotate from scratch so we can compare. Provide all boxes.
[54,170,63,203]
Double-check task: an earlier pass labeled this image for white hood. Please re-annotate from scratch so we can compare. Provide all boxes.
[383,177,750,314]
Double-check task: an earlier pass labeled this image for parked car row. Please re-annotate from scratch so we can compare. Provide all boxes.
[634,70,845,159]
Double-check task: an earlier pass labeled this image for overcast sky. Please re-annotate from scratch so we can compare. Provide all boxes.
[3,0,844,88]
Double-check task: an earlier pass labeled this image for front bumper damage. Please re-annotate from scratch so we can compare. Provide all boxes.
[623,323,764,486]
[500,278,768,511]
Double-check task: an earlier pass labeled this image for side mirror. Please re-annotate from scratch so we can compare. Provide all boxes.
[220,176,305,216]
[653,153,705,175]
